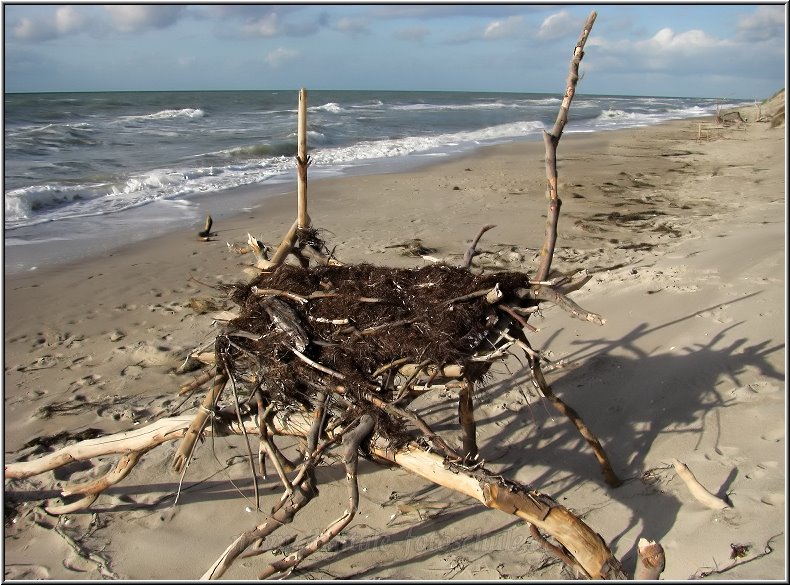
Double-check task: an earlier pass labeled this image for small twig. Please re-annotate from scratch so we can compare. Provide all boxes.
[498,304,539,333]
[172,371,229,475]
[178,366,219,396]
[463,224,496,269]
[250,287,310,304]
[393,359,431,402]
[517,286,605,325]
[310,316,350,325]
[444,286,502,306]
[51,519,118,579]
[224,366,261,511]
[372,357,413,378]
[362,391,460,460]
[258,415,375,579]
[290,347,346,380]
[344,317,418,338]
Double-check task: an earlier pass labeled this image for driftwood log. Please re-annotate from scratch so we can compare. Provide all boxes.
[3,11,659,580]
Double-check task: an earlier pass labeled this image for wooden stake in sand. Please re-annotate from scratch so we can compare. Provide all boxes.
[297,88,309,230]
[262,89,312,269]
[634,538,666,580]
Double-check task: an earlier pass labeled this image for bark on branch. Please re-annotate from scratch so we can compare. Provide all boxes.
[536,11,597,282]
[5,408,626,580]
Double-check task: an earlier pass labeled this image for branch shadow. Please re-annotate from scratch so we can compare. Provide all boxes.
[467,296,783,561]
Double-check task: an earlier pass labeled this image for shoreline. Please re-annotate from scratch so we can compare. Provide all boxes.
[4,99,785,580]
[4,120,707,277]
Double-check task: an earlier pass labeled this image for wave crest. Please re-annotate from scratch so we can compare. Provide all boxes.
[119,108,205,122]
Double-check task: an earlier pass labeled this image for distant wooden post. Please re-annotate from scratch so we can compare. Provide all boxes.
[297,88,309,230]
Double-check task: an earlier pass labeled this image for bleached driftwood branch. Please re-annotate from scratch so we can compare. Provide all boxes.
[672,458,731,510]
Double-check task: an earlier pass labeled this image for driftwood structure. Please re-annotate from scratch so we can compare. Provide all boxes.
[4,12,659,580]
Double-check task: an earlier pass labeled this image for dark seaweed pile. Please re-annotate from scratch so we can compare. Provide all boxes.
[217,262,533,441]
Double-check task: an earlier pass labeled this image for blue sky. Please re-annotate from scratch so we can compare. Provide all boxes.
[3,3,786,98]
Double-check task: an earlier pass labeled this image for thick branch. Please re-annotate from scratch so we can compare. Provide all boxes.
[535,11,597,282]
[527,352,621,488]
[377,442,626,579]
[517,286,605,325]
[6,407,625,579]
[172,372,228,473]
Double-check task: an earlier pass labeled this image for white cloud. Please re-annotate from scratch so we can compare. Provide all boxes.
[54,6,86,35]
[12,6,91,41]
[104,5,185,33]
[331,16,370,37]
[483,15,523,39]
[240,13,281,37]
[12,17,50,41]
[236,10,325,38]
[537,10,578,40]
[265,47,300,68]
[736,5,785,42]
[641,27,723,51]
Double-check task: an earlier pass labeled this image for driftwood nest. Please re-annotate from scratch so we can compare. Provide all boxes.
[226,261,532,414]
[168,223,625,579]
[5,12,665,580]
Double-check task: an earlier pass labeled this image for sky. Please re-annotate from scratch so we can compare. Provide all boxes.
[2,3,787,99]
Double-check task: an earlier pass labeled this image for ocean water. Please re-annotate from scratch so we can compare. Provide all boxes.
[3,90,747,272]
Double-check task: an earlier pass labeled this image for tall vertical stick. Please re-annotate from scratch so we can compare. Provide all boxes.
[297,88,309,230]
[535,11,596,282]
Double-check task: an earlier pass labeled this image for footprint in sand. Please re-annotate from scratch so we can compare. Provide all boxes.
[745,461,780,480]
[760,428,783,443]
[760,493,784,507]
[121,364,144,379]
[67,374,103,392]
[129,341,181,368]
[16,355,60,372]
[699,307,734,324]
[3,565,51,579]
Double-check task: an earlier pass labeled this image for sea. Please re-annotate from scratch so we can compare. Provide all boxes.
[3,90,749,273]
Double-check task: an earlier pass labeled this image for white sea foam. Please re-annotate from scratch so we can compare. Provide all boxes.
[313,102,344,114]
[6,91,744,235]
[314,120,546,166]
[117,108,205,123]
[4,119,548,229]
[5,184,100,222]
[391,101,524,111]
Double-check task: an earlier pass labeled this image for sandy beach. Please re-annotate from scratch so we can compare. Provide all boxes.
[3,93,785,580]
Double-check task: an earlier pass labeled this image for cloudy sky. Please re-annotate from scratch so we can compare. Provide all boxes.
[3,3,786,98]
